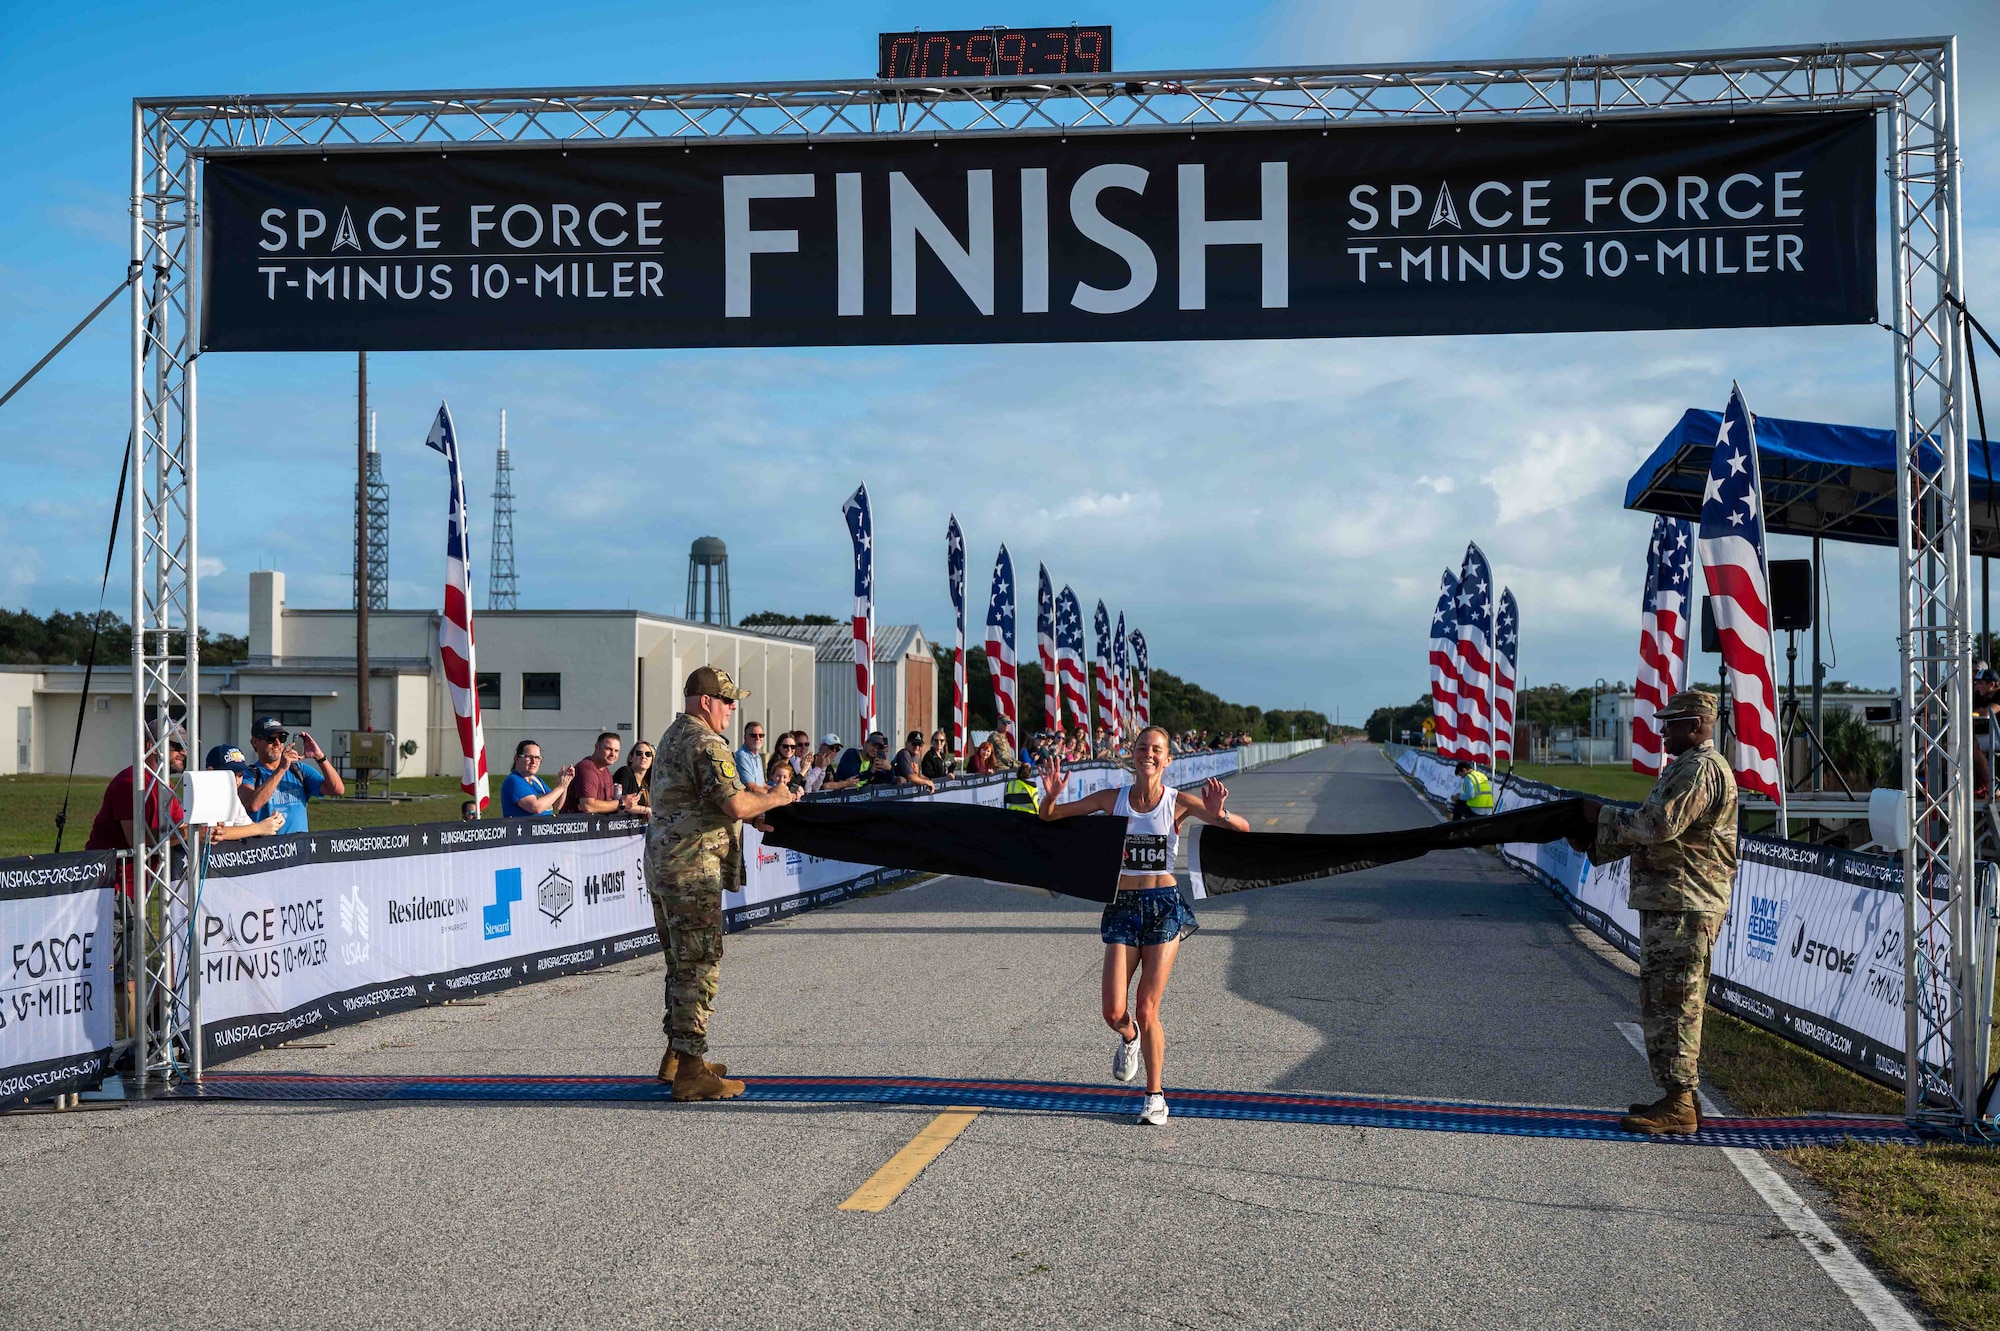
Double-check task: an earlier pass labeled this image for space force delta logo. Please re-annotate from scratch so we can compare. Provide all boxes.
[538,866,575,924]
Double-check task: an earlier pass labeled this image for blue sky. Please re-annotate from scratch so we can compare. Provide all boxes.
[3,0,1997,722]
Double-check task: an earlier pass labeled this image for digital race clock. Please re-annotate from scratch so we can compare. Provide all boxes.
[878,26,1113,80]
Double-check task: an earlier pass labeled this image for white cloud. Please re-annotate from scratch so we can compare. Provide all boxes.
[1415,475,1455,494]
[1036,491,1162,521]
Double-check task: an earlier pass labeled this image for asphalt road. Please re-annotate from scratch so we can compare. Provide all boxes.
[0,745,1879,1330]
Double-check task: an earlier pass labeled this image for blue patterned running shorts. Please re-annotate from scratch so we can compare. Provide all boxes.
[1100,886,1199,947]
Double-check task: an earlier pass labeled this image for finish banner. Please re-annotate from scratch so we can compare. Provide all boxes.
[0,851,117,1108]
[201,111,1874,351]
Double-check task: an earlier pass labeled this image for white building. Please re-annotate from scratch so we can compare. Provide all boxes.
[756,623,935,747]
[0,569,816,778]
[1582,685,1895,764]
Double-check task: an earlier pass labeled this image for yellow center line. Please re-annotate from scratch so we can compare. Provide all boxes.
[838,1107,983,1212]
[1264,816,1280,826]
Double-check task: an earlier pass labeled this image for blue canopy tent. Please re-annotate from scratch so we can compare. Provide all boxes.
[1624,408,2000,553]
[1624,408,2000,814]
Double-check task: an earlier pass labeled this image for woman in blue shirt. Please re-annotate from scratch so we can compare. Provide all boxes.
[501,740,575,817]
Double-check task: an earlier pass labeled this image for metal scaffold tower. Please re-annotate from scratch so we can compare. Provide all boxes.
[127,41,1991,1126]
[488,409,519,611]
[354,410,388,610]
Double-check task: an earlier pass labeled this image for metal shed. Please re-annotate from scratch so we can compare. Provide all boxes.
[757,623,935,747]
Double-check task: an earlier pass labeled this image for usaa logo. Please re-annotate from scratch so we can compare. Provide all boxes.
[1744,895,1786,963]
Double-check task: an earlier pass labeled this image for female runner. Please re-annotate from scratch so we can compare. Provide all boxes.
[1038,725,1249,1124]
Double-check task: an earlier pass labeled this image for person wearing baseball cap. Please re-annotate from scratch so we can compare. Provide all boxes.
[238,716,345,835]
[1566,688,1737,1135]
[643,666,800,1101]
[203,745,284,840]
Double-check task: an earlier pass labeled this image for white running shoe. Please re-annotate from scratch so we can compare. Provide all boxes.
[1137,1093,1169,1126]
[1112,1028,1142,1083]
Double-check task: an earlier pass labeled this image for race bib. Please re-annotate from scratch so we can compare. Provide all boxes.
[1122,834,1169,873]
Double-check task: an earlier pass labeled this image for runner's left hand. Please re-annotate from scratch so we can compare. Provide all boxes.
[1202,778,1229,820]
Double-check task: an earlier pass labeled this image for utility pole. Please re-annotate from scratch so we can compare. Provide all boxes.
[355,351,371,734]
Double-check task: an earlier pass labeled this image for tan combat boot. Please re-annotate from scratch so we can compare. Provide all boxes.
[657,1051,728,1082]
[671,1053,747,1102]
[1619,1088,1700,1135]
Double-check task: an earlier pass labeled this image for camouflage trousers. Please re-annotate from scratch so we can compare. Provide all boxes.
[1637,909,1724,1091]
[643,844,726,1057]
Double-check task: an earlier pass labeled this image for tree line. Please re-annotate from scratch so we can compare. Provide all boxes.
[0,609,246,667]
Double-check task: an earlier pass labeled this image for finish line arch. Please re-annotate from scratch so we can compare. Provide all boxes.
[126,39,1984,1128]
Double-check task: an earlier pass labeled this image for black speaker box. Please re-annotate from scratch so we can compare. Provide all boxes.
[1769,559,1814,631]
[1701,596,1720,654]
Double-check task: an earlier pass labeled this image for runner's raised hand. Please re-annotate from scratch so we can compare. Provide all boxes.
[1038,752,1068,805]
[1202,777,1230,821]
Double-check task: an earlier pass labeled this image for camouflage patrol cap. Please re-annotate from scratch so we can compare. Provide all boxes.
[1656,689,1718,722]
[683,665,750,701]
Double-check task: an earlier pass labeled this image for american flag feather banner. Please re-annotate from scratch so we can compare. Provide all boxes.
[985,547,1018,749]
[1057,587,1087,731]
[424,402,489,808]
[841,484,876,739]
[1492,591,1518,764]
[1698,385,1783,802]
[1037,564,1059,736]
[1093,600,1115,736]
[1454,544,1496,766]
[1429,570,1462,760]
[1130,631,1150,729]
[947,517,967,759]
[1113,614,1131,736]
[1633,516,1695,774]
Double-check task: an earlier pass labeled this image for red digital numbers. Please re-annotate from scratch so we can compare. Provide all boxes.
[879,27,1111,79]
[1043,30,1069,73]
[1073,29,1104,71]
[998,32,1027,75]
[921,35,952,78]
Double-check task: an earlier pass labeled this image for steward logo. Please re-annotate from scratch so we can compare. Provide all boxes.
[484,868,522,940]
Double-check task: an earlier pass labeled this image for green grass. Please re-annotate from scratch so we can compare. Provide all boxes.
[1784,1143,2000,1331]
[0,772,483,859]
[1496,761,1659,803]
[1700,1010,2000,1331]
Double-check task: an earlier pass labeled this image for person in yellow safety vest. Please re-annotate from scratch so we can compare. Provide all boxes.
[1451,760,1495,820]
[1004,764,1040,812]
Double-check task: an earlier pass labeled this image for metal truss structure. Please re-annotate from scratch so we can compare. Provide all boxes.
[356,412,389,611]
[133,38,1992,1126]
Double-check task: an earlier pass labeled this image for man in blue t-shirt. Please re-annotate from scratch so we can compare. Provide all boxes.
[500,739,575,817]
[238,717,346,834]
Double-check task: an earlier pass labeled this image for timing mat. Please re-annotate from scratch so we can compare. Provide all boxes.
[170,1073,1925,1148]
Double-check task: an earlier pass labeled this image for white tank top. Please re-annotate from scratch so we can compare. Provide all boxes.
[1113,783,1178,881]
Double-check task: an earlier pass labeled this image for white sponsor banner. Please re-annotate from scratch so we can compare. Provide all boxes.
[1393,745,1942,1090]
[199,823,653,1058]
[0,853,117,1106]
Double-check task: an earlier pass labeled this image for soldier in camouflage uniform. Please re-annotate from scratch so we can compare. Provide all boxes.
[645,666,800,1101]
[1570,689,1738,1134]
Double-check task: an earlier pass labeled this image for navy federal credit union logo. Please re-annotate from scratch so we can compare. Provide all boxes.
[485,867,523,940]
